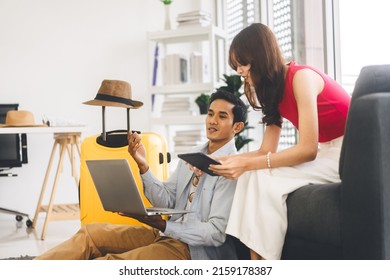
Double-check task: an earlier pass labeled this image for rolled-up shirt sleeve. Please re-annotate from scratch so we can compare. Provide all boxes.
[140,168,178,209]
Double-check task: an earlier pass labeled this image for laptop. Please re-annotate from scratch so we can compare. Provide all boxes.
[86,159,192,216]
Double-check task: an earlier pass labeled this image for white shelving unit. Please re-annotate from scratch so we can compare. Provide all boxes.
[147,25,227,157]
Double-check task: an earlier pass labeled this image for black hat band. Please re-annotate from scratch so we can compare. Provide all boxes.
[95,93,136,106]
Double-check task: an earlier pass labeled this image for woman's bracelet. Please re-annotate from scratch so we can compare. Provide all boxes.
[266,151,272,170]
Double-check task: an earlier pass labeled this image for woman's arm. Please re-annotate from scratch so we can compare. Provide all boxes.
[208,125,281,178]
[209,68,324,179]
[257,69,323,168]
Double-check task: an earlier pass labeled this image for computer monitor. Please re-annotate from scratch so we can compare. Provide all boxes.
[0,104,27,171]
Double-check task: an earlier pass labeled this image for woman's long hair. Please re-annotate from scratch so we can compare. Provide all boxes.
[229,23,286,127]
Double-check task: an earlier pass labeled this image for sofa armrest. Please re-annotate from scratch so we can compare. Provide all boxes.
[341,93,390,259]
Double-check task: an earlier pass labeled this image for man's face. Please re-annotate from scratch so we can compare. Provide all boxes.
[206,99,237,144]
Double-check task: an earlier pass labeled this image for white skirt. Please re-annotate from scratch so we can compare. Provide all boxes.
[226,136,343,260]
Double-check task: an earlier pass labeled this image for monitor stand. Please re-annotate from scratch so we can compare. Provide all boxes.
[0,172,17,177]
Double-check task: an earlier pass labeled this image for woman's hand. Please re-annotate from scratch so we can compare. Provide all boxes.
[209,155,246,179]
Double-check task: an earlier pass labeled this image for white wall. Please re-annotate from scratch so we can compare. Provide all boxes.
[0,0,199,217]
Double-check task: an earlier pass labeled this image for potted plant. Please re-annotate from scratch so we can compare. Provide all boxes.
[195,93,211,114]
[218,74,243,97]
[160,0,173,30]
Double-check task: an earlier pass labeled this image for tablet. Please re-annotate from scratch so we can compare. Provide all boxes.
[177,152,221,176]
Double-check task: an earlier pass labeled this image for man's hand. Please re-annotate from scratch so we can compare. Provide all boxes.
[119,213,167,232]
[128,132,149,174]
[184,163,204,177]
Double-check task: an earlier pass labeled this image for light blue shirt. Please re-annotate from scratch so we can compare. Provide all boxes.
[141,138,238,260]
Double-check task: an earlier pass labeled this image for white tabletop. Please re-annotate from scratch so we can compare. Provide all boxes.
[0,126,87,134]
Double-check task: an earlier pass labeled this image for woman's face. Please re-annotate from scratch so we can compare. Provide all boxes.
[236,63,253,86]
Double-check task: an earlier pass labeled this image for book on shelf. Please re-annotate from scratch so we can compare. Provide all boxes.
[151,43,159,112]
[161,110,195,117]
[176,10,212,28]
[177,19,211,28]
[176,10,211,17]
[162,96,192,108]
[176,10,211,22]
[175,145,204,154]
[175,129,206,136]
[173,138,204,145]
[161,96,195,117]
[152,43,159,86]
[175,129,205,134]
[174,136,204,142]
[163,54,188,85]
[173,128,207,154]
[190,52,210,83]
[173,139,205,145]
[163,96,192,103]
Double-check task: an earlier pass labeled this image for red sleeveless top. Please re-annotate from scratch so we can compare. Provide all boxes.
[278,61,351,142]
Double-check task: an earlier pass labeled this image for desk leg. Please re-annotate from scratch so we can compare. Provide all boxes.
[32,133,81,240]
[32,140,58,229]
[40,138,67,240]
[66,136,81,186]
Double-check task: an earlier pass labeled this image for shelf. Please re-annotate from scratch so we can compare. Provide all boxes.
[147,23,227,150]
[149,82,223,94]
[152,114,206,125]
[147,25,226,44]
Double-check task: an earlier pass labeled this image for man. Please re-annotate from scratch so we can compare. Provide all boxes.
[35,90,247,260]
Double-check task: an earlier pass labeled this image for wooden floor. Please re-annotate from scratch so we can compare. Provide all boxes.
[0,215,80,259]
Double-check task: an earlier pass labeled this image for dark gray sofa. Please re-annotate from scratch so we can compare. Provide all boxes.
[234,65,390,260]
[282,65,390,259]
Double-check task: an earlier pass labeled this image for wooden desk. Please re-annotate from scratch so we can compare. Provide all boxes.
[0,126,86,240]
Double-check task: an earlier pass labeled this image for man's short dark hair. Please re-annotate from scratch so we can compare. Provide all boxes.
[209,90,248,124]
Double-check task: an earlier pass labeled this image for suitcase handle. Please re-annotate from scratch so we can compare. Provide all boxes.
[96,129,141,148]
[101,106,132,142]
[158,152,171,164]
[98,106,141,147]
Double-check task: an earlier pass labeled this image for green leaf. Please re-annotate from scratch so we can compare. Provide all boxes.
[195,93,211,105]
[235,136,254,151]
[160,0,172,5]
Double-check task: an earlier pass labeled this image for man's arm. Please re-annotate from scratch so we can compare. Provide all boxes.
[128,132,149,174]
[119,213,166,232]
[141,161,236,247]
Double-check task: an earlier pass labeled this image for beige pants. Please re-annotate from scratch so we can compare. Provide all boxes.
[34,223,190,260]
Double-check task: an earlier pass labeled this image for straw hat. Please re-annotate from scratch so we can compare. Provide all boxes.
[83,80,143,109]
[0,110,47,127]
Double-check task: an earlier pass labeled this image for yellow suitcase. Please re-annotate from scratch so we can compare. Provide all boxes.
[79,107,170,225]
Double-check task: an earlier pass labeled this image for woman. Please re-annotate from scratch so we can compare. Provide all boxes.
[208,23,351,260]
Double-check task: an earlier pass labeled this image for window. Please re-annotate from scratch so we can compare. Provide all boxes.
[226,0,330,150]
[270,0,297,150]
[225,0,390,151]
[337,0,390,93]
[226,0,301,150]
[226,0,261,43]
[225,0,262,152]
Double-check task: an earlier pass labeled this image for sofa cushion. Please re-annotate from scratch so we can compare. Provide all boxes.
[351,65,390,101]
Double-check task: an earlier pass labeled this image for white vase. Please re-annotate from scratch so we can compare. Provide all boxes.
[164,5,171,30]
